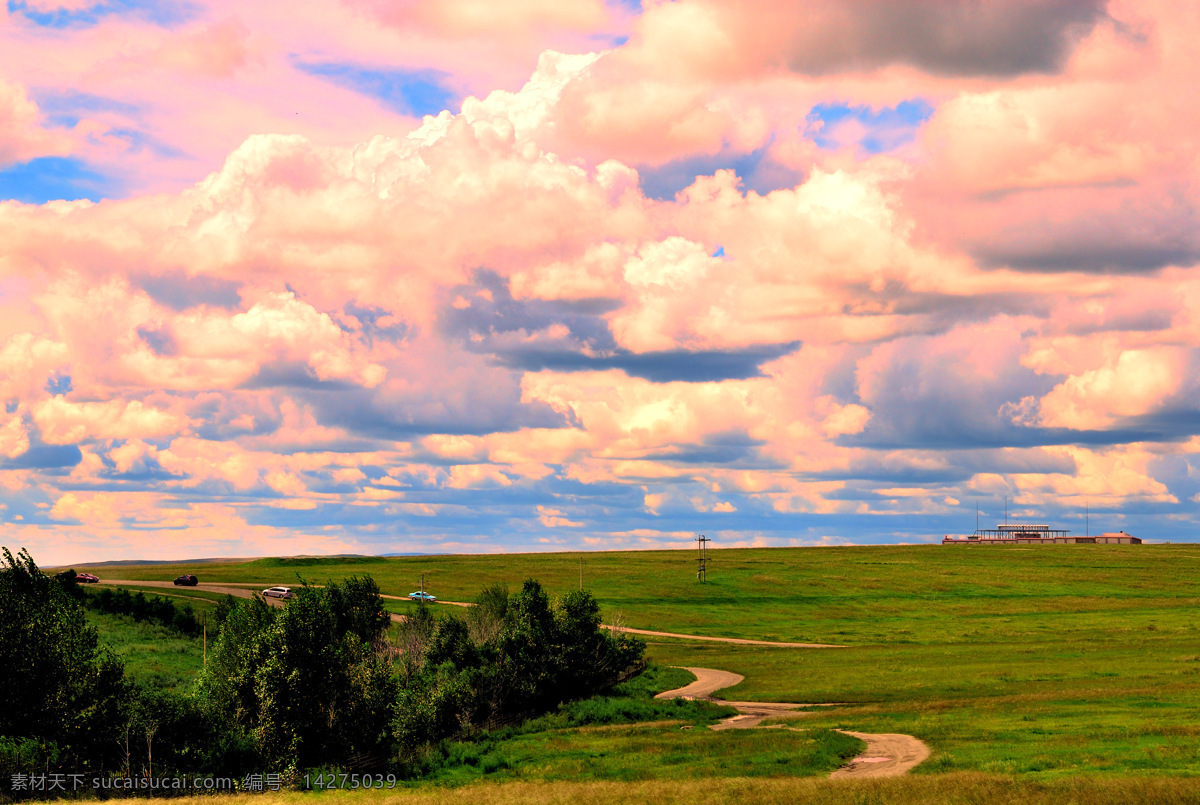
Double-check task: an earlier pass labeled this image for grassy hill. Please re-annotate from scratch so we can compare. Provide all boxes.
[90,544,1200,781]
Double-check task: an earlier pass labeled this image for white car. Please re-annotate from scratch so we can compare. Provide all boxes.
[262,586,295,600]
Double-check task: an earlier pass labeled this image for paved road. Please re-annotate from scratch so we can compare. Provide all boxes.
[656,666,928,776]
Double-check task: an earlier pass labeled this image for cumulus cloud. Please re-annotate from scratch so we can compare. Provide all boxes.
[3,0,1200,563]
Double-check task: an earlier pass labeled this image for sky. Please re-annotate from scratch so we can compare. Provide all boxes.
[1,0,1198,565]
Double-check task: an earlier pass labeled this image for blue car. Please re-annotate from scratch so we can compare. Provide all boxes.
[408,591,437,602]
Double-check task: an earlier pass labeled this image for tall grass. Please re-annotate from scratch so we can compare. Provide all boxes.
[118,773,1200,805]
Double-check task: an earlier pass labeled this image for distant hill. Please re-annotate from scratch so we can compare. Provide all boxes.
[51,554,383,570]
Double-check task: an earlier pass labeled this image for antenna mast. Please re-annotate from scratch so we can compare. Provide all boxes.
[696,534,710,583]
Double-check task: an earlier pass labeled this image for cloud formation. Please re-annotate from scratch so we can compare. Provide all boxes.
[1,0,1199,564]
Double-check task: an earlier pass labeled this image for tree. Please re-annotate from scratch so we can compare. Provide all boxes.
[554,588,643,700]
[197,580,397,771]
[0,547,129,773]
[326,575,392,648]
[391,579,647,762]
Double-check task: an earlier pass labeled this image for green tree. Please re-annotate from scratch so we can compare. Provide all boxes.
[554,588,644,700]
[326,575,391,648]
[197,581,397,770]
[0,547,129,773]
[391,579,646,764]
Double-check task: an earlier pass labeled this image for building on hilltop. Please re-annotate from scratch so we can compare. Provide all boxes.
[942,523,1141,545]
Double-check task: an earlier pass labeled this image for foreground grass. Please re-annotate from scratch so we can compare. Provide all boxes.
[418,726,860,785]
[398,665,860,785]
[115,773,1200,805]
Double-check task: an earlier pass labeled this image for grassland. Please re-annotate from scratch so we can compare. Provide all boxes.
[82,544,1200,783]
[123,774,1200,805]
[407,666,859,786]
[83,609,205,691]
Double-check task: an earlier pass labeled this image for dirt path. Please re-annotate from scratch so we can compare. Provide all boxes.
[608,626,845,648]
[99,579,260,598]
[656,666,928,777]
[830,731,931,778]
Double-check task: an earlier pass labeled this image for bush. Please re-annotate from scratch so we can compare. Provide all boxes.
[121,685,257,779]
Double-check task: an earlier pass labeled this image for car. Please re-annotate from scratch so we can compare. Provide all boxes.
[262,586,295,600]
[173,574,198,586]
[75,573,99,583]
[407,591,437,602]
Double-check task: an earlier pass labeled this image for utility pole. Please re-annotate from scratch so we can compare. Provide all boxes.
[578,556,586,591]
[696,534,710,583]
[1086,499,1089,538]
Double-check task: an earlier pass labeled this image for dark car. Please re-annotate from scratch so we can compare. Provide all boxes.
[173,574,198,586]
[75,572,99,583]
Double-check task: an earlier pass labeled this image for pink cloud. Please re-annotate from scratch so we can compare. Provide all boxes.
[0,79,69,166]
[3,0,1200,563]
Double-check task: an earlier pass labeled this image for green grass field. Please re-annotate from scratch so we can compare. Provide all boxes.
[84,609,205,692]
[82,544,1200,784]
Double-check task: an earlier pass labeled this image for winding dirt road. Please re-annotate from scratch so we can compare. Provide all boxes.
[607,626,845,648]
[656,666,929,778]
[830,731,931,778]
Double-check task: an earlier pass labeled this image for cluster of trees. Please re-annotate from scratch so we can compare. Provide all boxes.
[392,581,644,769]
[0,548,645,793]
[85,587,206,637]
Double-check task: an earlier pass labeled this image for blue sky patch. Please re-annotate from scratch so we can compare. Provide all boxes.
[295,61,457,117]
[639,142,803,200]
[807,99,935,154]
[45,373,72,396]
[7,0,194,29]
[33,90,142,129]
[0,157,120,204]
